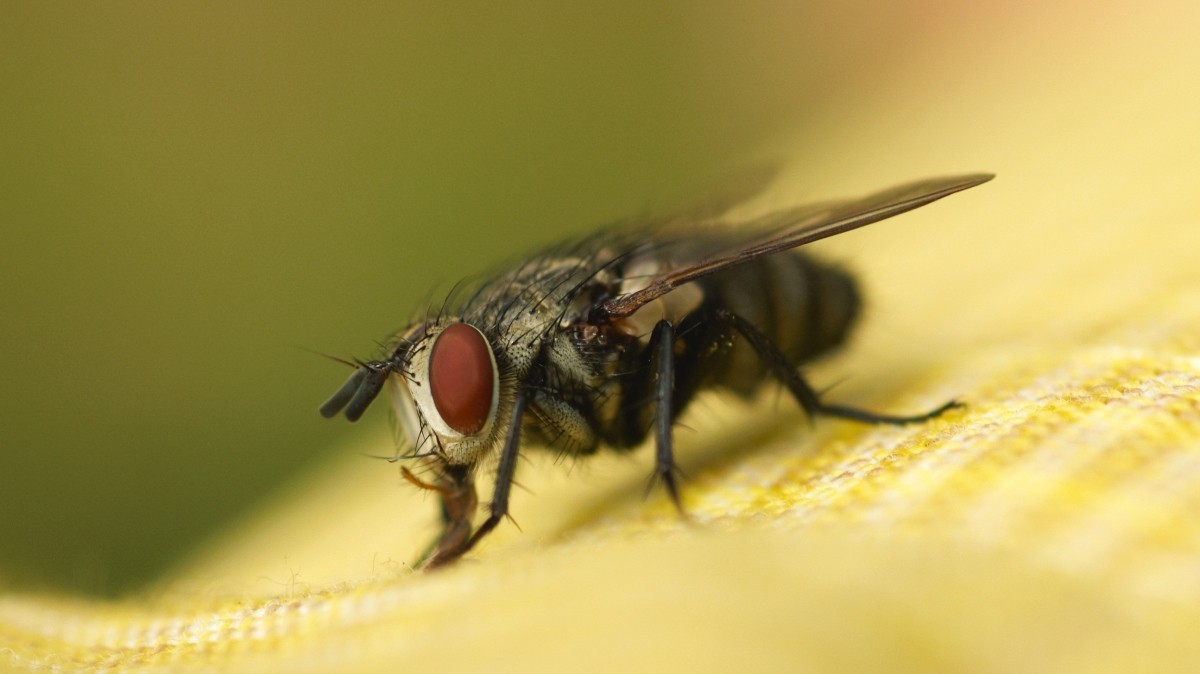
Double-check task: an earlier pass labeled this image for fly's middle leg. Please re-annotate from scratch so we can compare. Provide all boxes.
[648,319,687,513]
[714,308,961,425]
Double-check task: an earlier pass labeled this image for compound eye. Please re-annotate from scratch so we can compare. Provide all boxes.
[428,323,496,435]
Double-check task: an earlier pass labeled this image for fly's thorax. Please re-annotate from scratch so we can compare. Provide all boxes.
[470,254,601,322]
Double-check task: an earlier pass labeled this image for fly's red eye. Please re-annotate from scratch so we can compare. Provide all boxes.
[429,323,495,435]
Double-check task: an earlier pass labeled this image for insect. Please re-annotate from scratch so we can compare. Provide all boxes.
[320,173,993,568]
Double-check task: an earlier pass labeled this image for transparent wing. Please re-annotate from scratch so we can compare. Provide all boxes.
[595,173,994,320]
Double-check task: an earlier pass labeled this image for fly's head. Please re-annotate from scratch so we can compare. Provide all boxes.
[320,320,506,467]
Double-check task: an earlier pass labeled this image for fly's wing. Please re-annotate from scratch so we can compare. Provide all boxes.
[595,173,994,320]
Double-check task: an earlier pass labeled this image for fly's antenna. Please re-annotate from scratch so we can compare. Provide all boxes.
[318,359,392,422]
[319,329,425,422]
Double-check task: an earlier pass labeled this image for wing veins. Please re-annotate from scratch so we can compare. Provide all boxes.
[599,173,993,320]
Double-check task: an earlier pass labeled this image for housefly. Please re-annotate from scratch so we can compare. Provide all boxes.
[321,173,993,568]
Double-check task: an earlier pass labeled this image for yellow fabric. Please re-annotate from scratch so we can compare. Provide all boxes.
[5,5,1200,673]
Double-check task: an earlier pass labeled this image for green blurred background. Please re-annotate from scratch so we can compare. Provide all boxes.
[0,3,978,596]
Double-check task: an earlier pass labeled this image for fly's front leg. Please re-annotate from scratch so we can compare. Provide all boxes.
[714,308,960,424]
[648,319,686,512]
[408,463,477,570]
[425,386,530,569]
[529,390,597,454]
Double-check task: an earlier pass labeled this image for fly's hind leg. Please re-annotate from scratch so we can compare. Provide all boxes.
[714,308,960,425]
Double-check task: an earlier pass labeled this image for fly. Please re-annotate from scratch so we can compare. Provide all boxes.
[320,173,994,568]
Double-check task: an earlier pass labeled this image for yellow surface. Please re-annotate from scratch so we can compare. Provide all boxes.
[4,2,1200,672]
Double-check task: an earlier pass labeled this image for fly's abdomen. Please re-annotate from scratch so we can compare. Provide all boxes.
[697,252,860,395]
